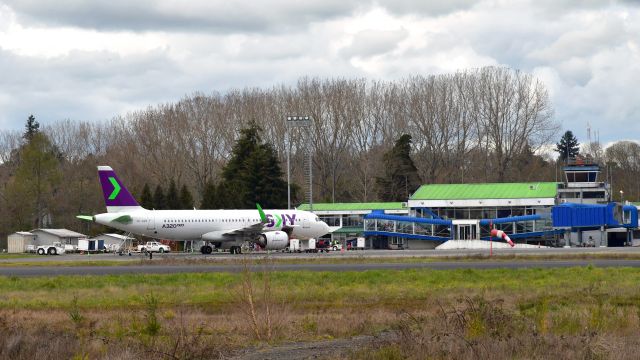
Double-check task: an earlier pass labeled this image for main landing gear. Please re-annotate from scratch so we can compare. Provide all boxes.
[199,244,242,254]
[200,245,213,254]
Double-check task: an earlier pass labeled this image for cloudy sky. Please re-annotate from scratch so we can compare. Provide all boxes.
[0,0,638,143]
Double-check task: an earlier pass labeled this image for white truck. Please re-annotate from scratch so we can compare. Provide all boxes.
[36,242,66,255]
[137,241,171,253]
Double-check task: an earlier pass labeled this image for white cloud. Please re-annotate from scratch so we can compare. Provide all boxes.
[0,0,639,145]
[2,0,367,33]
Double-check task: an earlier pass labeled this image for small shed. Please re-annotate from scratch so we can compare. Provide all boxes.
[91,233,135,252]
[7,232,37,253]
[31,229,88,249]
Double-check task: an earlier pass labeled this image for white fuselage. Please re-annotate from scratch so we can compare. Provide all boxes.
[94,208,328,243]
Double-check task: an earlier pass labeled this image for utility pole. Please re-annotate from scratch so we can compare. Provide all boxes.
[286,116,312,210]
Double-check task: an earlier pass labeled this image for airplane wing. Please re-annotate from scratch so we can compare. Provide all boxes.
[202,221,265,242]
[223,222,265,237]
[201,204,294,242]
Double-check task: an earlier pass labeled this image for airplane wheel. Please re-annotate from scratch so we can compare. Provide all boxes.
[204,246,213,254]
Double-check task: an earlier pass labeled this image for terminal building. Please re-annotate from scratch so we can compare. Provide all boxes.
[299,157,640,249]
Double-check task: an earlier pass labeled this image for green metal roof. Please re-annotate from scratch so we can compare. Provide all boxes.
[297,202,406,211]
[410,182,558,200]
[332,226,365,234]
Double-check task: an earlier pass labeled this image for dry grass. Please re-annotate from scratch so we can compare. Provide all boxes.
[351,291,640,360]
[3,266,640,358]
[0,306,399,359]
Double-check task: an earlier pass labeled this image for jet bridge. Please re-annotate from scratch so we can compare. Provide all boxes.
[551,202,639,246]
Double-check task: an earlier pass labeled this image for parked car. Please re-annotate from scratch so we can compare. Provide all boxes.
[137,241,171,253]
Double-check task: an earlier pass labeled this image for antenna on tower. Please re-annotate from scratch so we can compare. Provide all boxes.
[587,122,592,144]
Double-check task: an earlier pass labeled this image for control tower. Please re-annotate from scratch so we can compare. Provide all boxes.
[557,156,610,204]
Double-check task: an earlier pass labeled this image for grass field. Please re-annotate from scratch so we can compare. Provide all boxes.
[2,266,640,359]
[2,266,640,309]
[0,253,37,260]
[4,251,640,267]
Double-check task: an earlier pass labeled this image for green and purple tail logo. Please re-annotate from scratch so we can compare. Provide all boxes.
[98,166,140,207]
[256,203,296,227]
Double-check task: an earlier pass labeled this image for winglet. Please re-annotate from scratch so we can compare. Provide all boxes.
[111,214,133,224]
[76,215,95,222]
[256,203,267,223]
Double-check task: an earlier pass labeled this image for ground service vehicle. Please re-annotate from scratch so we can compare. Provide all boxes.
[329,239,343,251]
[301,238,328,253]
[36,242,66,255]
[137,241,171,253]
[287,239,300,252]
[316,239,330,251]
[347,237,365,250]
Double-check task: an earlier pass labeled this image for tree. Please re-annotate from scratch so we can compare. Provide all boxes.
[179,184,194,209]
[375,134,421,201]
[212,122,288,209]
[140,183,153,209]
[605,141,640,201]
[555,130,580,163]
[474,67,557,181]
[153,184,166,210]
[200,181,218,209]
[23,114,40,142]
[165,180,180,209]
[6,132,62,228]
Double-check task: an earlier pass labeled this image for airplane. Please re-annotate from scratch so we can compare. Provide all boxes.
[77,166,331,254]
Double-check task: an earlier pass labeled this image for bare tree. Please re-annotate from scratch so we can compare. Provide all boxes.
[0,130,22,165]
[473,67,557,181]
[606,141,640,201]
[406,74,474,183]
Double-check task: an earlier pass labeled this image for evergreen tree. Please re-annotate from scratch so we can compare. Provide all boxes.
[153,184,166,210]
[213,122,288,209]
[140,183,154,209]
[375,134,421,201]
[165,179,180,209]
[179,184,194,209]
[6,132,62,228]
[23,114,40,142]
[200,181,218,209]
[555,130,580,163]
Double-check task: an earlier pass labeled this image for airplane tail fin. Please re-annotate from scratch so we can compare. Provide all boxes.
[98,166,145,213]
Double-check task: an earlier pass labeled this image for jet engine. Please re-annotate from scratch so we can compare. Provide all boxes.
[257,231,289,250]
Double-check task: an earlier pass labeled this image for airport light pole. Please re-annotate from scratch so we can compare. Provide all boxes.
[286,116,312,210]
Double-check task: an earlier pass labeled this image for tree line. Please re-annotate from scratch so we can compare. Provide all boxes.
[2,66,635,239]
